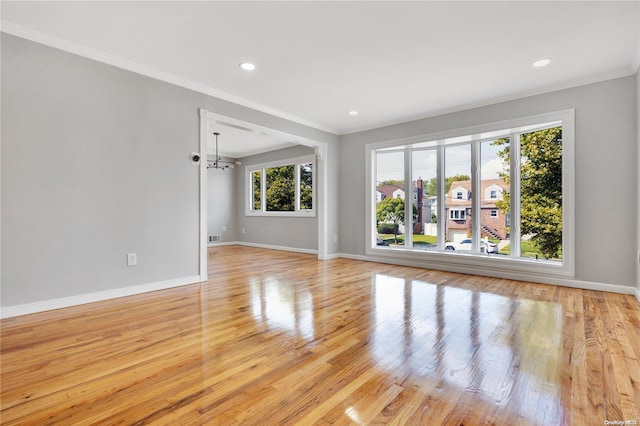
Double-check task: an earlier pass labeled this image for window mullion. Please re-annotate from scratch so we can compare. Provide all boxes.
[437,143,445,250]
[295,163,300,212]
[247,169,252,212]
[471,140,481,253]
[261,167,267,213]
[510,133,521,257]
[404,149,413,249]
[371,151,377,248]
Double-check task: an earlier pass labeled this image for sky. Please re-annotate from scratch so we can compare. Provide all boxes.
[376,141,507,184]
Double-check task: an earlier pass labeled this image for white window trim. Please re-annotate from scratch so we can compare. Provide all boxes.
[365,109,575,279]
[490,209,498,217]
[245,155,316,217]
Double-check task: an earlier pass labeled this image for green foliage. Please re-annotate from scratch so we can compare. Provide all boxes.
[377,234,437,244]
[499,240,560,259]
[376,198,417,243]
[252,170,261,210]
[377,223,399,234]
[492,128,563,259]
[424,174,471,197]
[266,165,295,211]
[255,163,314,212]
[412,235,437,244]
[380,179,404,186]
[300,163,313,210]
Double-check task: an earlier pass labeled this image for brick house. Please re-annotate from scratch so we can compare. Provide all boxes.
[445,178,509,242]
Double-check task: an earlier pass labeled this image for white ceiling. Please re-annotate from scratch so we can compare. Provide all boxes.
[207,119,296,159]
[2,1,639,142]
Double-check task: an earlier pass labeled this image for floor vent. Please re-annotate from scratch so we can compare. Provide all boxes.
[208,235,221,243]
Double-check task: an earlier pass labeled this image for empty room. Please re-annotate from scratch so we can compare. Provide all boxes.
[1,1,639,425]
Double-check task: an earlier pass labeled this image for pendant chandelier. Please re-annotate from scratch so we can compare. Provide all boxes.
[208,132,240,170]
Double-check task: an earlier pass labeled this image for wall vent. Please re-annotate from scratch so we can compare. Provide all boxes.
[208,235,221,243]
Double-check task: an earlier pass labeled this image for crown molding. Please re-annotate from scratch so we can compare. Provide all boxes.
[0,21,338,135]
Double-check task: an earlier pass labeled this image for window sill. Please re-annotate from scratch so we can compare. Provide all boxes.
[245,211,316,218]
[365,246,573,279]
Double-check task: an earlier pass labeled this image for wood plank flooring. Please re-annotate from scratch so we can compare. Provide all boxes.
[1,246,639,425]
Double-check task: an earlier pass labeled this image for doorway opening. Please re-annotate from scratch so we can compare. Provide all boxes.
[198,109,329,280]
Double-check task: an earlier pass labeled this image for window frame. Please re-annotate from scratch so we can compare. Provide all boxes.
[365,109,575,279]
[246,155,316,217]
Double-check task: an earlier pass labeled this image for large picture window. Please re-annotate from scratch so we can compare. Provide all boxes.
[367,110,574,277]
[247,155,315,216]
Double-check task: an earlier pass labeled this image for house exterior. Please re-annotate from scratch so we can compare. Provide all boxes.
[445,178,509,242]
[376,185,404,202]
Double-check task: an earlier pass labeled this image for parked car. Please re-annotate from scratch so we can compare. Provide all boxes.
[444,238,498,254]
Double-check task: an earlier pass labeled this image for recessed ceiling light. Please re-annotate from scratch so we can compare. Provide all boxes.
[533,58,551,68]
[348,110,359,116]
[239,62,256,71]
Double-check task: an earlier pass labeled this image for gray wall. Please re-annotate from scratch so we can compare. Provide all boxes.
[1,34,338,307]
[339,75,638,289]
[637,70,640,294]
[207,155,237,243]
[236,145,318,251]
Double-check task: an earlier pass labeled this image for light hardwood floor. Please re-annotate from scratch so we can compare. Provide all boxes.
[1,246,639,425]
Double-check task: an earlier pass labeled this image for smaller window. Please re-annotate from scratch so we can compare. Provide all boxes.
[251,170,261,211]
[396,193,402,198]
[246,155,315,216]
[456,192,463,200]
[490,190,497,199]
[299,163,313,210]
[266,165,295,212]
[490,209,498,218]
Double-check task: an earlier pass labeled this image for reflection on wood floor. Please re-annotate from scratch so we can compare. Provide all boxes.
[1,246,639,425]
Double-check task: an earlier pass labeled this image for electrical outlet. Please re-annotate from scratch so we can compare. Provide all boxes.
[242,228,245,234]
[334,235,338,243]
[127,253,137,266]
[222,225,227,232]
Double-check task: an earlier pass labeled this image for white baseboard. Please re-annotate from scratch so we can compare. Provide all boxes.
[635,287,640,303]
[0,275,203,319]
[337,253,639,297]
[339,253,369,262]
[319,253,341,260]
[211,241,339,259]
[207,241,237,247]
[236,241,318,255]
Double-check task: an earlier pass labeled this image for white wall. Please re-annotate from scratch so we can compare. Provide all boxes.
[236,145,318,251]
[207,155,237,243]
[1,34,339,310]
[340,76,637,290]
